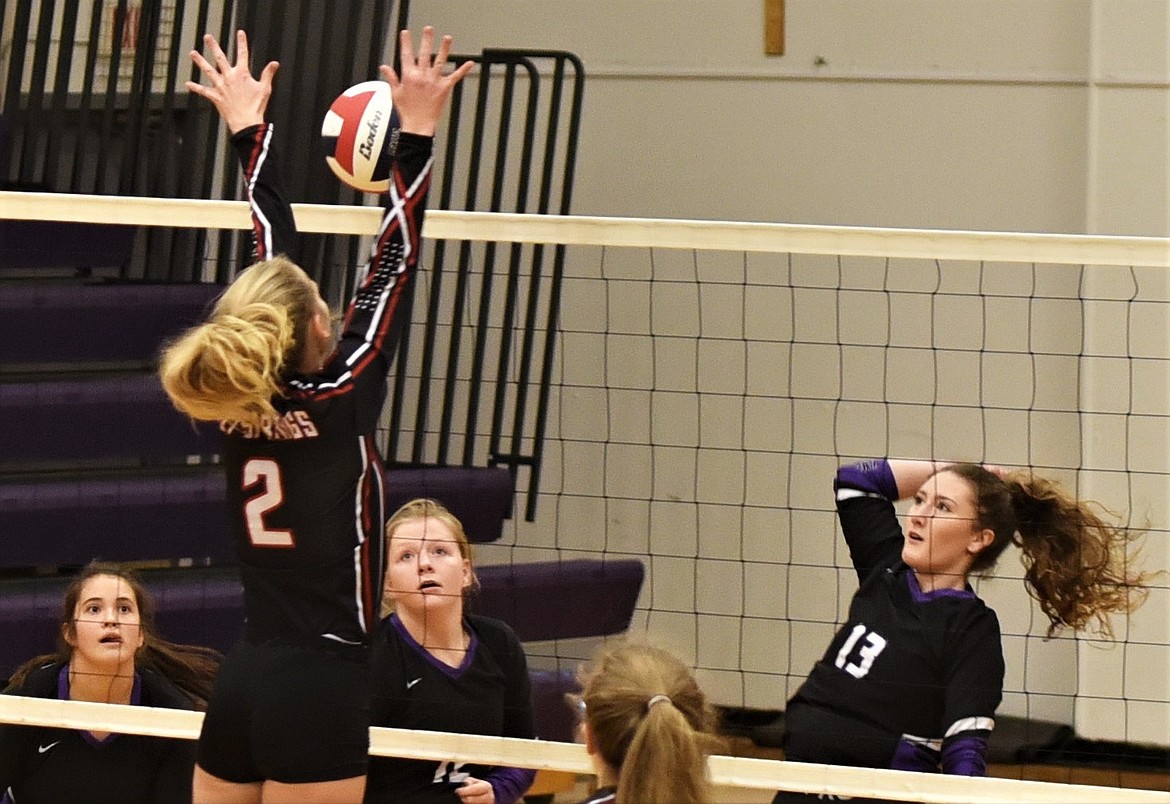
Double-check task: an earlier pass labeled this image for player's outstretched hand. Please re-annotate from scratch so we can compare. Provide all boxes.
[187,30,279,134]
[379,26,475,137]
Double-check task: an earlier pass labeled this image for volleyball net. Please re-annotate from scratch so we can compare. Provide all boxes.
[2,190,1169,801]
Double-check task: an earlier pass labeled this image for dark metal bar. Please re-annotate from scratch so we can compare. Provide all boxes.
[482,54,540,470]
[455,57,530,466]
[120,0,162,196]
[143,0,192,280]
[69,0,106,191]
[19,0,57,185]
[419,53,490,464]
[44,1,81,192]
[388,56,467,463]
[94,0,131,194]
[0,0,33,184]
[526,52,586,519]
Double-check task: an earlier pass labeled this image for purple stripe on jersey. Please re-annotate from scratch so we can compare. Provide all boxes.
[942,732,989,775]
[486,766,538,804]
[59,663,142,747]
[390,613,480,678]
[835,459,898,500]
[906,570,976,602]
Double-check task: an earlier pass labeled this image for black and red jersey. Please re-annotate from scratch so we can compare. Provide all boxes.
[220,123,432,647]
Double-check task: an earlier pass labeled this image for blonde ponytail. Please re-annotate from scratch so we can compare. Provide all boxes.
[159,256,318,431]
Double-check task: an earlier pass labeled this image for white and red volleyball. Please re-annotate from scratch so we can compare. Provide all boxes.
[321,80,399,193]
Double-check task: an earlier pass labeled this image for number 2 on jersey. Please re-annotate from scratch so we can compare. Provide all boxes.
[243,458,295,547]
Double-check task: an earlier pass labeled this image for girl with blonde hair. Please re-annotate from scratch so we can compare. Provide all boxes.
[575,641,723,804]
[366,498,535,804]
[159,27,473,803]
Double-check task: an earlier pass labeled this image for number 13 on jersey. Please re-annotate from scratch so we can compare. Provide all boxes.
[834,623,887,679]
[243,458,296,548]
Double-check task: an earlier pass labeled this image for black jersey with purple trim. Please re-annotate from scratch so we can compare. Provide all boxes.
[365,614,536,803]
[784,460,1004,774]
[0,662,195,804]
[221,124,433,647]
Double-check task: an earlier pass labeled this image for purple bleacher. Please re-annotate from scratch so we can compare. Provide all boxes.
[473,558,644,642]
[0,567,244,682]
[473,558,645,742]
[0,374,219,466]
[0,471,231,567]
[0,220,137,271]
[529,667,581,742]
[384,465,514,543]
[0,282,222,366]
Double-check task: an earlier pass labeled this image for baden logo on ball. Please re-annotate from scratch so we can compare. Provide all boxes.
[321,80,400,193]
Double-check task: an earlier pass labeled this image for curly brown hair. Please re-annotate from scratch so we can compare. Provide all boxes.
[944,464,1149,637]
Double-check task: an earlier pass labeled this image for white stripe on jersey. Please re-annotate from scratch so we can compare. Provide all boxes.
[836,488,885,501]
[291,155,435,396]
[945,716,995,737]
[899,732,943,751]
[351,435,370,633]
[248,125,276,260]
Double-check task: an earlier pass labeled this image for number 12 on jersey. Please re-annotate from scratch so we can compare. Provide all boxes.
[243,458,295,548]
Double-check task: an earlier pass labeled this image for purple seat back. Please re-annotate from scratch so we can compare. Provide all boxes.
[0,282,222,366]
[0,374,219,466]
[0,473,231,568]
[384,465,514,543]
[0,220,137,271]
[472,558,645,642]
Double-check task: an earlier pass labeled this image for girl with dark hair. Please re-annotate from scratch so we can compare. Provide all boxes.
[0,563,221,804]
[774,458,1149,802]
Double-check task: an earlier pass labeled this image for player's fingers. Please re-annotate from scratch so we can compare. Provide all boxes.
[378,63,400,89]
[185,81,216,102]
[259,60,279,86]
[447,59,475,85]
[234,30,250,69]
[206,34,231,72]
[189,50,219,81]
[416,25,434,67]
[434,34,454,67]
[398,28,415,68]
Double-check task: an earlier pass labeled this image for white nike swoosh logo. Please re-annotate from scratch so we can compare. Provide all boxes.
[407,678,421,689]
[39,741,61,753]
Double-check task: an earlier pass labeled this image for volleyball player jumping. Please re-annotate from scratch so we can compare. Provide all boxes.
[774,458,1148,802]
[160,27,472,803]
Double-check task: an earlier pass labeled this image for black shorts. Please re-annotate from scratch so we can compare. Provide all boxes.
[197,640,370,784]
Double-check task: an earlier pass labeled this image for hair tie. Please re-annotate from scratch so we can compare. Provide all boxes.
[646,694,671,711]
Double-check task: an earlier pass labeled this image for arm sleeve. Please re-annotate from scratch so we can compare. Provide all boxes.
[939,610,1003,775]
[484,625,536,804]
[834,459,905,582]
[313,132,435,431]
[230,123,299,262]
[941,732,990,775]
